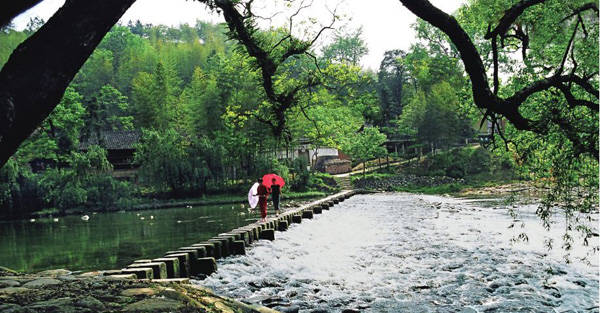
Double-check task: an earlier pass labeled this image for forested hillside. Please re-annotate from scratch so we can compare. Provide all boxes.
[0,17,483,219]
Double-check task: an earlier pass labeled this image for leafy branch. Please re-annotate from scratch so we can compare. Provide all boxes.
[398,0,598,158]
[197,0,338,140]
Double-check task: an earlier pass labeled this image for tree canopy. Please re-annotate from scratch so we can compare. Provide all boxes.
[399,0,598,158]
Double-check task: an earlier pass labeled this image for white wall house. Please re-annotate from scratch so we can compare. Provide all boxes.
[275,145,339,166]
[273,138,341,169]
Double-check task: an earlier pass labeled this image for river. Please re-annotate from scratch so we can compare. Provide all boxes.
[201,193,599,313]
[0,203,258,272]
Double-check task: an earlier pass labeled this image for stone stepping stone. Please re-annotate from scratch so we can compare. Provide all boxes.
[151,278,190,284]
[0,287,30,295]
[121,268,153,279]
[163,253,190,278]
[152,257,180,279]
[127,262,167,280]
[259,229,275,241]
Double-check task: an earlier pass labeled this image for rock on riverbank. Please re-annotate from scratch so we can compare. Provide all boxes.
[0,269,279,313]
[353,174,464,191]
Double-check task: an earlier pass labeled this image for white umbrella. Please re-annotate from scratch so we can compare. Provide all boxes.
[248,182,259,209]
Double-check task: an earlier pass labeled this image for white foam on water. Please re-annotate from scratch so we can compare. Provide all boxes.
[200,193,599,312]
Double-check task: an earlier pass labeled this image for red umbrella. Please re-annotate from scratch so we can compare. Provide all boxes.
[262,173,285,189]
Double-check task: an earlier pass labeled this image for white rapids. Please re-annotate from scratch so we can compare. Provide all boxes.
[200,193,599,313]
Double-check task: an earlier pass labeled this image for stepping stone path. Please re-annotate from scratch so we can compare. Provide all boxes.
[0,190,357,313]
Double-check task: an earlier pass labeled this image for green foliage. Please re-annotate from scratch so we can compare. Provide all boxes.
[2,21,387,211]
[135,129,195,195]
[349,172,395,183]
[408,146,516,181]
[321,27,369,66]
[0,159,44,219]
[451,0,599,257]
[296,95,363,149]
[0,2,595,265]
[73,49,114,100]
[396,74,473,148]
[88,85,133,132]
[307,172,338,193]
[0,145,131,218]
[0,83,130,218]
[289,158,310,192]
[377,49,410,128]
[40,146,132,214]
[504,125,598,253]
[131,61,182,130]
[40,168,87,213]
[15,87,85,164]
[341,127,388,170]
[0,28,28,67]
[180,67,223,134]
[269,159,291,186]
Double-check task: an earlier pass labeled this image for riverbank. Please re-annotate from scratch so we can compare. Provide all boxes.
[349,145,526,196]
[351,172,525,196]
[127,191,328,212]
[0,268,278,313]
[28,191,328,219]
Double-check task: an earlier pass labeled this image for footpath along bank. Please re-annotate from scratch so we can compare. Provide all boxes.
[0,190,356,313]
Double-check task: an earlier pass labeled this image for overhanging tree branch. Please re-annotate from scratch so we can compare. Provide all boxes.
[0,0,44,28]
[484,0,546,39]
[398,0,598,158]
[205,0,336,138]
[556,18,580,75]
[560,2,599,23]
[0,0,136,168]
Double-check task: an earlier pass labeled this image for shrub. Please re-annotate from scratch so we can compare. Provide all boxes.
[467,147,491,174]
[39,146,134,214]
[406,146,515,180]
[307,172,337,192]
[290,158,310,191]
[0,159,44,219]
[85,175,133,210]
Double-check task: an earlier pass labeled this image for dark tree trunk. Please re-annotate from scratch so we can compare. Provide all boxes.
[0,0,136,168]
[386,155,390,170]
[0,0,44,28]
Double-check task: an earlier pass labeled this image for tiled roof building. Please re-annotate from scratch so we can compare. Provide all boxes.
[80,130,141,174]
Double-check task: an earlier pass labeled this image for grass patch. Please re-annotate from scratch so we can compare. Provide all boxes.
[30,208,60,217]
[393,183,465,194]
[350,172,396,182]
[392,172,521,195]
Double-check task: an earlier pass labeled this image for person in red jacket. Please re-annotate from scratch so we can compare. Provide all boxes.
[255,178,270,222]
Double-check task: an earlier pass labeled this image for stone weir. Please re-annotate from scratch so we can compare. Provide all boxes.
[105,190,357,281]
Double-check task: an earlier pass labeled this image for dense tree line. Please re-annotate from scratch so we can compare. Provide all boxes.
[0,14,479,218]
[0,0,596,258]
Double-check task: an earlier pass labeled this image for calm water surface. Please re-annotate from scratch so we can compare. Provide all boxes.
[202,193,599,313]
[0,203,260,272]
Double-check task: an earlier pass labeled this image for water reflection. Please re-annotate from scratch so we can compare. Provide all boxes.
[0,204,257,272]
